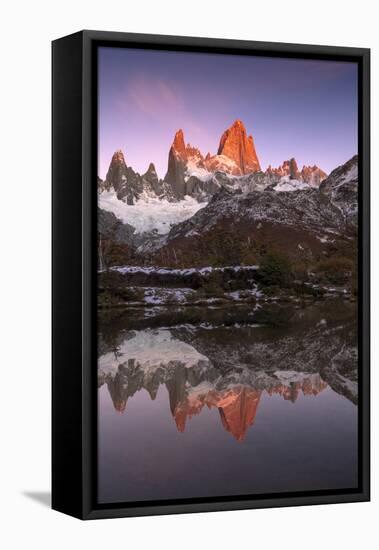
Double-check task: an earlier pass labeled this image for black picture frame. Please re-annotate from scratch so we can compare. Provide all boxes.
[52,30,370,520]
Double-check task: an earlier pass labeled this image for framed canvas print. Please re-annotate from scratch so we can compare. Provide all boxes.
[52,30,370,520]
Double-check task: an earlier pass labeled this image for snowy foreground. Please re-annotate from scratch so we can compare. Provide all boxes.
[99,191,206,234]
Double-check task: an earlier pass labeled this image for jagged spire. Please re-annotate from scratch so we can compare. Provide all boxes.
[217,120,261,173]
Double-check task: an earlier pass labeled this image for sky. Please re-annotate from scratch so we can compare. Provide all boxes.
[98,47,358,180]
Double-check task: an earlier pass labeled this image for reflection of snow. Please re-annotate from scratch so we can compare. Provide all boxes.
[143,287,195,305]
[99,191,206,234]
[227,286,263,301]
[99,329,210,374]
[99,329,331,408]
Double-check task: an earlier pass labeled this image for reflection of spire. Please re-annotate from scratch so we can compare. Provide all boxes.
[106,376,128,413]
[216,387,261,441]
[171,386,261,440]
[170,376,327,440]
[98,324,331,438]
[265,375,328,403]
[100,365,329,437]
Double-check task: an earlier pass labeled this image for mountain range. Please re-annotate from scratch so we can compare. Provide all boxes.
[97,118,358,282]
[99,119,328,204]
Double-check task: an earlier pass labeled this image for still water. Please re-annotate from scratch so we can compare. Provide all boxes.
[98,301,358,504]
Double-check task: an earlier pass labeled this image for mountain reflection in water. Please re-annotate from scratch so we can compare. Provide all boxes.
[98,301,358,440]
[98,301,358,503]
[98,329,331,441]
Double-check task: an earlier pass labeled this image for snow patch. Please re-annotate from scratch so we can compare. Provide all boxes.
[99,191,206,235]
[111,265,259,276]
[274,176,310,192]
[335,164,358,188]
[184,160,213,182]
[143,287,195,305]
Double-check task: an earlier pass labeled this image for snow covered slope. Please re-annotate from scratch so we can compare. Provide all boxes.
[99,191,206,234]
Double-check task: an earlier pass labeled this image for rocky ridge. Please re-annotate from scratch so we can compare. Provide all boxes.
[320,155,358,224]
[99,120,328,204]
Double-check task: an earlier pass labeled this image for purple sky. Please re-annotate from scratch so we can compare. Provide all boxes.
[98,47,358,180]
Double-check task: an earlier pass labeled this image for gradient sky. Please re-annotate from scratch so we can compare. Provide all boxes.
[98,47,358,180]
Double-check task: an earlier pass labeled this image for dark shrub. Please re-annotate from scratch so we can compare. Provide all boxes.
[258,253,292,287]
[315,256,354,285]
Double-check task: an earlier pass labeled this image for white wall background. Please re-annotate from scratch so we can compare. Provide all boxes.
[0,1,376,547]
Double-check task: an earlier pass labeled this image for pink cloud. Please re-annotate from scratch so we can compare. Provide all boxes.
[125,75,184,117]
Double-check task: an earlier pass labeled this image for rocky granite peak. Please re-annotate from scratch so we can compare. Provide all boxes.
[144,162,158,177]
[164,134,188,198]
[112,149,126,164]
[105,149,128,194]
[217,119,261,174]
[142,162,159,188]
[265,158,327,187]
[105,150,169,205]
[172,129,186,157]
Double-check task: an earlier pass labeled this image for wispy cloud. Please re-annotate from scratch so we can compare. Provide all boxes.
[125,75,184,117]
[116,74,210,144]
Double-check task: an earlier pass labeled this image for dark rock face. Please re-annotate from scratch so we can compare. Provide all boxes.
[289,158,300,180]
[184,175,220,201]
[98,208,135,244]
[141,162,175,199]
[104,150,143,204]
[105,150,128,193]
[164,146,187,199]
[320,155,358,224]
[98,208,137,267]
[164,129,208,199]
[104,150,176,203]
[97,176,105,191]
[142,162,158,188]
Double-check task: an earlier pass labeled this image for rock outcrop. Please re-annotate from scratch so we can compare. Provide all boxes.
[105,150,145,204]
[104,151,175,204]
[265,158,326,186]
[164,129,207,198]
[320,155,358,223]
[301,165,328,186]
[104,150,128,193]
